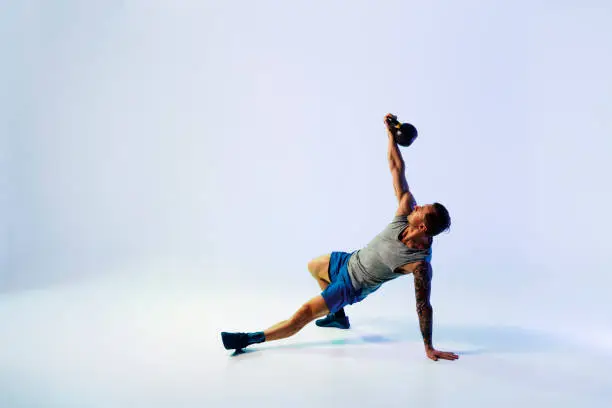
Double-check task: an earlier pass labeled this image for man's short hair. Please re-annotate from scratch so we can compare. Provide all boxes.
[425,202,451,237]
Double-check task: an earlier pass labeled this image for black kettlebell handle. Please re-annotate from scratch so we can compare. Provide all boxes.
[387,115,418,147]
[385,116,403,132]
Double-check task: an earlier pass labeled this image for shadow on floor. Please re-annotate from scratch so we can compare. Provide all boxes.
[227,320,580,357]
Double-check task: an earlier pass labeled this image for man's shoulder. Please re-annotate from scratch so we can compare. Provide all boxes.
[395,193,416,217]
[389,213,409,227]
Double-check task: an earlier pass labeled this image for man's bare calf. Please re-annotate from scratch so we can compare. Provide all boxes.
[220,295,329,351]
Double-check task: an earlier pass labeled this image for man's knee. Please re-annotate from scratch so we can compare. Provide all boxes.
[307,259,318,275]
[294,303,315,323]
[307,254,331,277]
[290,303,315,328]
[290,296,329,329]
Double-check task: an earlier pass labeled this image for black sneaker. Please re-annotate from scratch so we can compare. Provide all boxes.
[315,313,350,329]
[221,332,250,350]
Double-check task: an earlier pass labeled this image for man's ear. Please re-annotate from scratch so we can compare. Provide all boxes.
[418,223,427,234]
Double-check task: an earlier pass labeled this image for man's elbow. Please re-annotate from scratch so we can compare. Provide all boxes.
[416,302,432,315]
[388,158,405,171]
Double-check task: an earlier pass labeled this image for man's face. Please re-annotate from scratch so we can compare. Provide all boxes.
[408,204,436,232]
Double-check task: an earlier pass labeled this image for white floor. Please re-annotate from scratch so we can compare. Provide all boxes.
[1,259,610,408]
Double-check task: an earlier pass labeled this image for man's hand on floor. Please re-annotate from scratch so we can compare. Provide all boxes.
[426,347,459,361]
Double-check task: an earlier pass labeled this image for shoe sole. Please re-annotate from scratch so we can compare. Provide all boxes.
[315,322,350,329]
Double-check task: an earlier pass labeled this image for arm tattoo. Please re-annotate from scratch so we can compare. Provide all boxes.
[413,261,433,349]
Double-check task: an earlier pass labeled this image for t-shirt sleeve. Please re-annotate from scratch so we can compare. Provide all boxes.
[388,214,409,231]
[391,214,408,224]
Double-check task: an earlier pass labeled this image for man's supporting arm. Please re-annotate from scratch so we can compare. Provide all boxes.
[413,261,434,350]
[413,261,460,361]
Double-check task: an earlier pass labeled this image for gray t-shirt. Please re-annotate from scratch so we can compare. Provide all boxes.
[347,215,432,296]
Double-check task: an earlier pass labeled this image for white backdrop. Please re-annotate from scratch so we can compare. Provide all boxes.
[4,1,612,344]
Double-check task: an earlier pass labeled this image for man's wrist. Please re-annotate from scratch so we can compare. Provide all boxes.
[424,343,434,351]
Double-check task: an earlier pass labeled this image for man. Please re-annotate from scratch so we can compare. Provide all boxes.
[220,114,459,362]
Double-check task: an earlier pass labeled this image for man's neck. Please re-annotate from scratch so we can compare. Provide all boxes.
[401,230,430,250]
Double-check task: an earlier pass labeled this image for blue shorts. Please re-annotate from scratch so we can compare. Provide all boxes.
[321,251,366,313]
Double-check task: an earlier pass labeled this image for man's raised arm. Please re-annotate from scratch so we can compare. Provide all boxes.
[413,261,459,361]
[385,114,415,214]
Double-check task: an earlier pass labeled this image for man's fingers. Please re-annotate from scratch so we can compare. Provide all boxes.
[428,350,459,361]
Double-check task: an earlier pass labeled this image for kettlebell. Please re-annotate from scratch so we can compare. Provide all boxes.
[387,116,418,147]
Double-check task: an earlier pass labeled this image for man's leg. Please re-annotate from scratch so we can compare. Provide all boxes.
[260,255,333,334]
[264,254,347,334]
[307,254,332,290]
[221,295,330,350]
[263,295,329,340]
[308,253,350,328]
[221,254,352,351]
